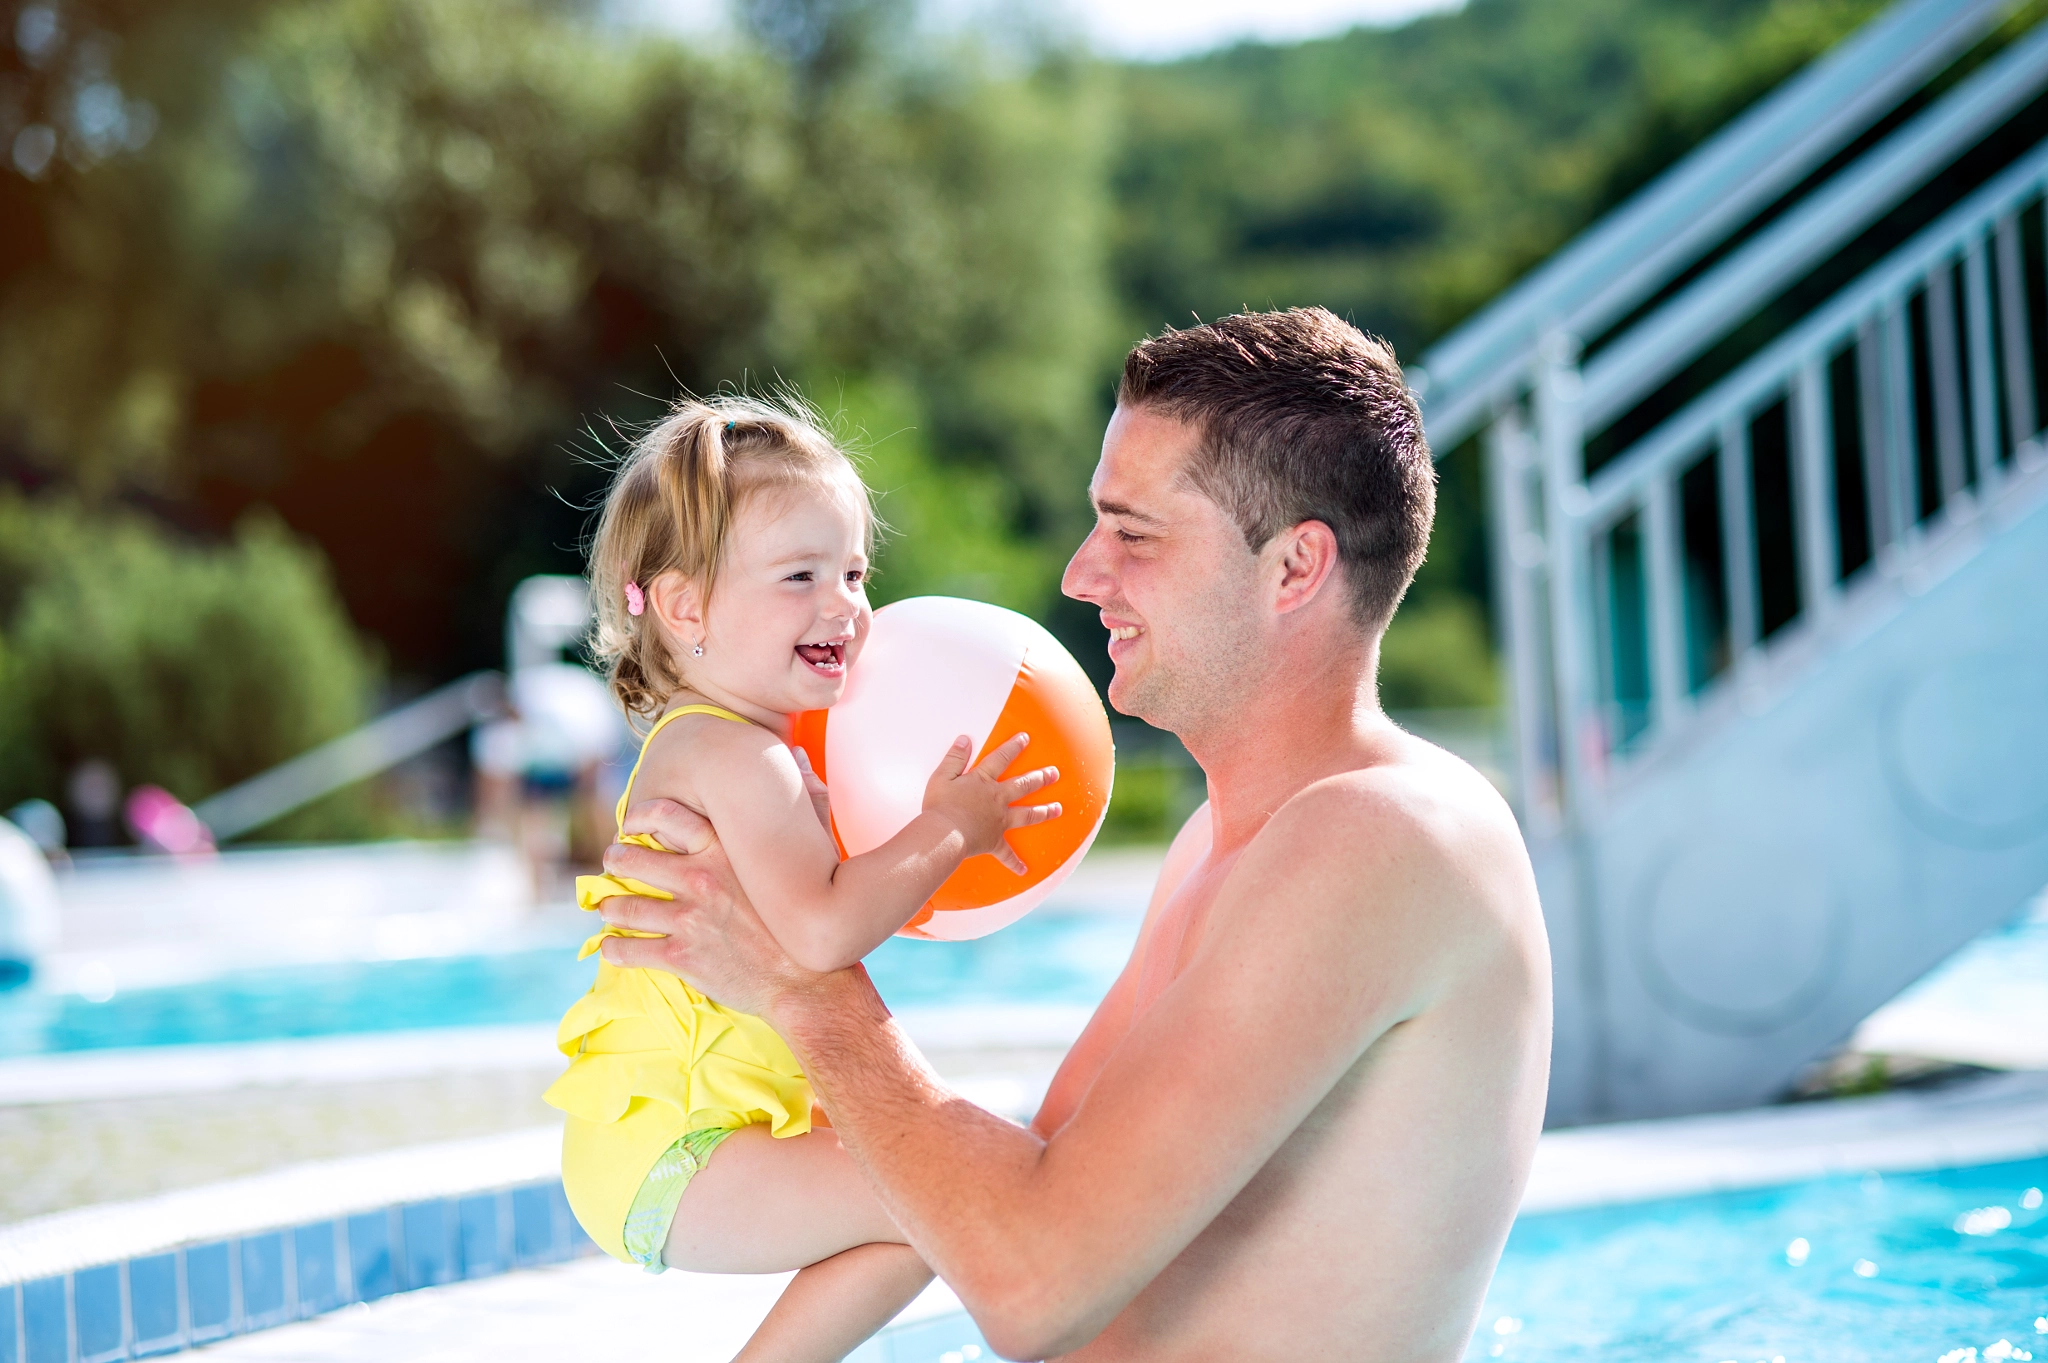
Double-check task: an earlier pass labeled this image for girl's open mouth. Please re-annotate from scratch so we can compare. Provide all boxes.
[796,641,846,674]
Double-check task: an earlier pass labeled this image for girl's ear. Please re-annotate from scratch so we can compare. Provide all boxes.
[646,570,704,652]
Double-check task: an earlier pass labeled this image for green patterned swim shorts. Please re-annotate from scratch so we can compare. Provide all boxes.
[622,1126,740,1273]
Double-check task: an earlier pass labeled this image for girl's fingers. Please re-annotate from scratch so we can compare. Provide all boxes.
[973,732,1030,778]
[929,735,975,782]
[992,838,1028,876]
[1001,765,1058,798]
[1004,801,1062,829]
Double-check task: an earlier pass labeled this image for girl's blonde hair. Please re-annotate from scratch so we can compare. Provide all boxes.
[589,393,872,725]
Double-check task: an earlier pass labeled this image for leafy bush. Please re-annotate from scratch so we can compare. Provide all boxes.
[829,377,1061,612]
[1378,596,1498,712]
[0,495,380,839]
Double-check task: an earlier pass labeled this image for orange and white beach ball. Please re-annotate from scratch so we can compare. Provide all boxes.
[791,596,1114,941]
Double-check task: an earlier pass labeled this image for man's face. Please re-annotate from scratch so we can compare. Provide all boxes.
[1061,405,1269,732]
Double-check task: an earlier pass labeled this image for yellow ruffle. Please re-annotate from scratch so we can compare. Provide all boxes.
[545,843,812,1142]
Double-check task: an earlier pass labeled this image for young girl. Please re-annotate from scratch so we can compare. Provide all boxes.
[544,395,1059,1361]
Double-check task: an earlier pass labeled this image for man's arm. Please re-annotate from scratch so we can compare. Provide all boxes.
[600,778,1467,1360]
[1030,802,1210,1140]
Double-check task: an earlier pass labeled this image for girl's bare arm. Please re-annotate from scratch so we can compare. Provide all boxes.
[632,718,1057,972]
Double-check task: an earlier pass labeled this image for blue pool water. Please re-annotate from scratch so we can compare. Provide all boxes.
[1468,1156,2048,1363]
[0,911,1143,1056]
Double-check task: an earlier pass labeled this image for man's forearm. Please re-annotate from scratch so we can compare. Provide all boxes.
[770,969,1072,1340]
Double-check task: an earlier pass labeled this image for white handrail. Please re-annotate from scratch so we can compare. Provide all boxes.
[1584,136,2048,525]
[1579,21,2048,434]
[192,672,506,842]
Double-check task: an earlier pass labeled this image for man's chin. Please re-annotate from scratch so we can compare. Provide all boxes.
[1105,667,1161,724]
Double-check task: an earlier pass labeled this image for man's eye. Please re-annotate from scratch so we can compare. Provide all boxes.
[1114,528,1145,544]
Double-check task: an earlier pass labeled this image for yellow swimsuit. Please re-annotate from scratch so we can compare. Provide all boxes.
[543,704,813,1270]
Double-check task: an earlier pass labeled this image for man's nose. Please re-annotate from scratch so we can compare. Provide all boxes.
[1061,527,1110,602]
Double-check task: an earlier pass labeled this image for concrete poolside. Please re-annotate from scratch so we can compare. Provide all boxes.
[111,1067,2037,1362]
[2,841,1148,1224]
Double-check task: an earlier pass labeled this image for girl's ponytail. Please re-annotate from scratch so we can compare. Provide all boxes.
[657,411,733,588]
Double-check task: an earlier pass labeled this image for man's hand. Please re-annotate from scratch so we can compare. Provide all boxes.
[596,799,826,1018]
[618,797,719,856]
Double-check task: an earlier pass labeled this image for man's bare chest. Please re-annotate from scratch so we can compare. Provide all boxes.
[1129,849,1243,1014]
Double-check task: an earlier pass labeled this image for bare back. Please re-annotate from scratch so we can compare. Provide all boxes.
[1034,732,1550,1361]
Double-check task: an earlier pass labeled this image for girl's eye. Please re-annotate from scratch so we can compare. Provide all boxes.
[845,569,865,585]
[786,571,813,583]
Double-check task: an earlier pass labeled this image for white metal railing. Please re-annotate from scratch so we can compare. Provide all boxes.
[192,671,505,841]
[1579,20,2048,435]
[1492,132,2048,832]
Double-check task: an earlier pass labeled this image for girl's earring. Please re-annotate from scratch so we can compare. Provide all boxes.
[691,642,705,658]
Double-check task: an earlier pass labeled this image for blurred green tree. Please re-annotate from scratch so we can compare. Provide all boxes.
[0,493,379,836]
[0,0,1109,678]
[0,0,1914,803]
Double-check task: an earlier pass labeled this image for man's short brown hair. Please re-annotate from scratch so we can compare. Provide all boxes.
[1118,307,1434,633]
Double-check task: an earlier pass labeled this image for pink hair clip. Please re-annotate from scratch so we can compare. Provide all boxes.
[623,581,645,617]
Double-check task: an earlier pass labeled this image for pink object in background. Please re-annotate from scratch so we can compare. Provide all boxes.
[123,785,217,856]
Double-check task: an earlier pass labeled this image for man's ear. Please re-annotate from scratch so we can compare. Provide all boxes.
[1271,520,1340,616]
[647,570,704,651]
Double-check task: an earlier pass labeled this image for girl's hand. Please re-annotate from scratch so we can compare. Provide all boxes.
[921,732,1062,875]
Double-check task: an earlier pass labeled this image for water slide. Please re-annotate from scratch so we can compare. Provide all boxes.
[1418,0,2048,1122]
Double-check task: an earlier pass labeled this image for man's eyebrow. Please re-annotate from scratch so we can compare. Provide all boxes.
[1093,498,1168,527]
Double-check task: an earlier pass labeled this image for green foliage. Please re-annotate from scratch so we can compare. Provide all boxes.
[827,377,1061,611]
[1098,755,1207,847]
[0,0,1913,786]
[1108,0,1887,358]
[1379,596,1497,712]
[0,494,380,834]
[0,0,1112,674]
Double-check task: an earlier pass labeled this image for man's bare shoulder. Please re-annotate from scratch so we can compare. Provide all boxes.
[1233,732,1537,960]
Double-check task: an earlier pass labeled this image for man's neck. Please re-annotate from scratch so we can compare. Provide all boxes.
[1176,639,1399,854]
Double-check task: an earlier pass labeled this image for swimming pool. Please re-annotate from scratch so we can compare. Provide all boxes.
[1468,1154,2048,1363]
[0,910,1143,1056]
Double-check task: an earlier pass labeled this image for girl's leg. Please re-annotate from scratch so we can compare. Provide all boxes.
[666,1125,935,1363]
[733,1244,934,1363]
[663,1123,904,1272]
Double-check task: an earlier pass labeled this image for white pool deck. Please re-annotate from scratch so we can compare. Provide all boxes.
[0,1067,2035,1360]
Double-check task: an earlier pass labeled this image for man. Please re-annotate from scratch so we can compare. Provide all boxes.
[598,308,1552,1360]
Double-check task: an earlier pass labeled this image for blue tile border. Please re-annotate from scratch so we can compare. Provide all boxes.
[0,1180,596,1362]
[21,1276,65,1363]
[72,1264,121,1363]
[125,1255,178,1359]
[0,1174,968,1363]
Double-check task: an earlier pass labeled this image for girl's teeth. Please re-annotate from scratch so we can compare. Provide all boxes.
[797,643,843,668]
